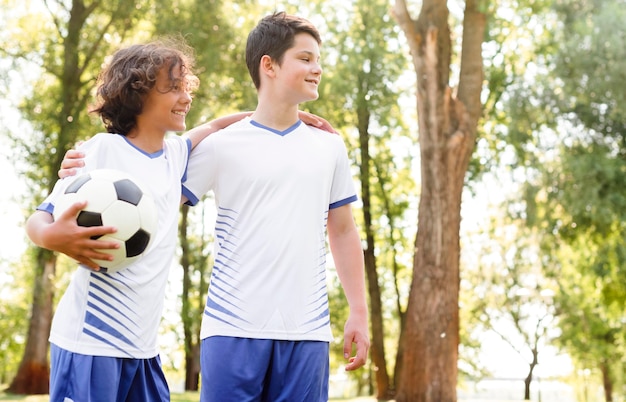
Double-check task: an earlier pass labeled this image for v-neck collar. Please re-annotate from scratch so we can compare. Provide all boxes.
[250,119,302,136]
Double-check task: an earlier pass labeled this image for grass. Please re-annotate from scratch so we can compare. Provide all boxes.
[0,388,377,402]
[0,393,47,402]
[0,391,202,401]
[0,391,201,401]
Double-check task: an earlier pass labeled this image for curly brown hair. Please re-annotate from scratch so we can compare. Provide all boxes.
[91,37,199,135]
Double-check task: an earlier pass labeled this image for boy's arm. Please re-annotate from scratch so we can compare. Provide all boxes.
[26,203,119,271]
[54,112,252,179]
[327,204,370,371]
[185,111,337,149]
[58,112,337,179]
[185,112,251,149]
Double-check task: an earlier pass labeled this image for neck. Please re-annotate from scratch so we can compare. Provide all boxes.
[125,130,165,153]
[251,99,300,131]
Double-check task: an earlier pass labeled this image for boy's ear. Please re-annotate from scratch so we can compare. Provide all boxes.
[260,55,276,77]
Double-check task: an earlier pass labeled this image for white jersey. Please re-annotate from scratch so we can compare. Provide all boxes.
[183,117,357,342]
[39,133,190,358]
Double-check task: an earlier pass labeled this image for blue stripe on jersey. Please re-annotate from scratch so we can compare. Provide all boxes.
[182,186,200,206]
[249,119,302,136]
[216,211,237,224]
[305,317,332,333]
[207,282,244,310]
[121,135,164,158]
[204,298,249,326]
[209,272,241,296]
[203,309,245,329]
[308,292,327,307]
[303,307,330,326]
[205,289,249,323]
[214,252,241,270]
[211,264,240,287]
[329,194,358,209]
[308,299,329,317]
[87,290,135,319]
[89,282,135,310]
[102,271,140,294]
[86,301,139,336]
[37,202,54,214]
[82,327,134,357]
[84,311,138,349]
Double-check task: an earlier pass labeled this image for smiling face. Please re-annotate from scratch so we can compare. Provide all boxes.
[136,63,193,135]
[272,33,323,105]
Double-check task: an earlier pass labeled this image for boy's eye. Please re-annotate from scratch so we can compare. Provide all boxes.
[170,79,187,92]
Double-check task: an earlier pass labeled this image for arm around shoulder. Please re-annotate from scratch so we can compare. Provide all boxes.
[185,112,252,149]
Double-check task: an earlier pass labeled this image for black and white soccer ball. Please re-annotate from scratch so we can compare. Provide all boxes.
[53,168,158,273]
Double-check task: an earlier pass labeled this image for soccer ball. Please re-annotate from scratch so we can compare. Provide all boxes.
[52,169,158,273]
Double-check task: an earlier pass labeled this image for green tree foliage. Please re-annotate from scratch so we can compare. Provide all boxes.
[552,0,626,142]
[151,0,258,119]
[507,0,626,399]
[0,256,31,385]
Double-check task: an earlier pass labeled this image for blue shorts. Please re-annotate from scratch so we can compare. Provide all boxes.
[49,344,169,402]
[200,337,329,402]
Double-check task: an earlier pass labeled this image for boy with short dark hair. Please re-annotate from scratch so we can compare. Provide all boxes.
[183,12,370,402]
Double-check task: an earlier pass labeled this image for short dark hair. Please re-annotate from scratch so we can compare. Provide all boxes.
[91,37,199,135]
[245,12,321,89]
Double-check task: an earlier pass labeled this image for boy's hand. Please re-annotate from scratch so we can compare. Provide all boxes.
[343,311,370,371]
[298,111,338,134]
[58,149,85,179]
[45,201,119,271]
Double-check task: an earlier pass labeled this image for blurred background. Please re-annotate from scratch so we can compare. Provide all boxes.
[1,0,624,401]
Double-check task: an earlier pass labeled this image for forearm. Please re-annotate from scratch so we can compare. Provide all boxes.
[328,205,370,369]
[330,226,368,315]
[25,210,54,250]
[185,111,252,149]
[328,204,367,314]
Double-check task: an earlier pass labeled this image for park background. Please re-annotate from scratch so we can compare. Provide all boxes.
[0,0,624,401]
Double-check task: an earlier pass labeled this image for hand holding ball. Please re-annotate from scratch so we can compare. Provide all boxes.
[53,169,158,273]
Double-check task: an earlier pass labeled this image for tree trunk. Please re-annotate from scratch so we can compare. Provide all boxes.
[523,346,538,400]
[180,205,201,391]
[357,100,394,399]
[8,250,55,394]
[392,1,485,401]
[523,368,533,400]
[600,360,613,402]
[184,343,201,391]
